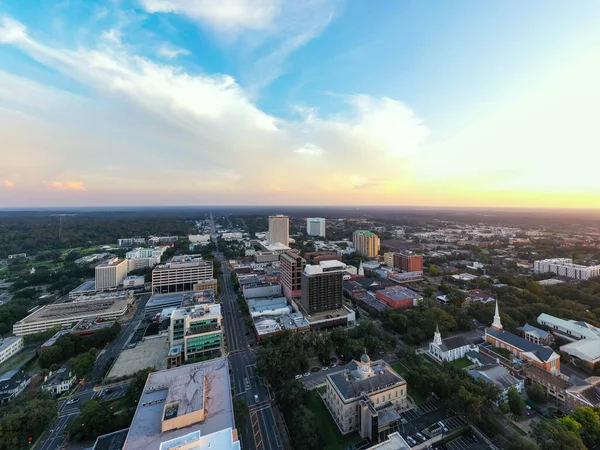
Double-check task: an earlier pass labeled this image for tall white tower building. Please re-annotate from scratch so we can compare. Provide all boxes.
[306,218,326,237]
[268,215,290,246]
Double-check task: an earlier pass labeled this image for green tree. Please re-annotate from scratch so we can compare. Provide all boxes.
[38,345,64,369]
[125,368,153,406]
[289,405,324,450]
[506,436,539,450]
[0,392,56,450]
[531,420,586,450]
[556,416,582,434]
[233,399,249,429]
[526,383,547,404]
[429,265,439,277]
[572,407,600,447]
[507,387,526,416]
[70,348,97,379]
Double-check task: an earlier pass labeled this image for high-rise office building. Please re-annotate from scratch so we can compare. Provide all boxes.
[95,258,128,290]
[152,255,214,293]
[393,251,423,274]
[352,230,380,258]
[300,260,346,315]
[280,251,306,301]
[306,218,326,237]
[268,215,289,245]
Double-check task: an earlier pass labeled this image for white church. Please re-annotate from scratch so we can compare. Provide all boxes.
[428,324,478,362]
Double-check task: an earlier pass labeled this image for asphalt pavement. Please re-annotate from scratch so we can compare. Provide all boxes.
[211,216,283,450]
[35,295,148,450]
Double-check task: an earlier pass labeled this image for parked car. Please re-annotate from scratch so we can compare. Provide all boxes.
[416,432,426,441]
[321,366,329,371]
[303,372,311,377]
[295,374,303,380]
[329,363,336,368]
[66,398,79,405]
[254,394,259,403]
[406,436,417,445]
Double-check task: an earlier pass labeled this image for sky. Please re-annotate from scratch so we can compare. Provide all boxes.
[1,1,600,208]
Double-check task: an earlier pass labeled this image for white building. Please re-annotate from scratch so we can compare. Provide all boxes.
[0,337,23,365]
[268,215,289,246]
[428,324,478,362]
[126,247,166,272]
[0,370,30,404]
[95,258,128,290]
[533,258,600,281]
[40,367,76,396]
[221,232,244,241]
[152,256,213,294]
[188,234,211,244]
[306,218,326,237]
[122,275,145,288]
[537,313,600,341]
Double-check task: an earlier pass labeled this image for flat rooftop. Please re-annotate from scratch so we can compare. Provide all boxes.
[123,357,233,450]
[17,296,132,324]
[146,291,216,313]
[378,286,421,301]
[71,280,97,293]
[107,335,169,380]
[0,336,22,351]
[97,258,125,267]
[254,312,310,336]
[72,318,115,333]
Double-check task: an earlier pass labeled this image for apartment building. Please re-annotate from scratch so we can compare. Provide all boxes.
[300,260,346,315]
[306,218,326,237]
[353,231,380,258]
[268,215,289,246]
[95,258,128,290]
[279,251,306,301]
[126,247,166,272]
[152,256,214,293]
[324,354,407,436]
[533,258,600,280]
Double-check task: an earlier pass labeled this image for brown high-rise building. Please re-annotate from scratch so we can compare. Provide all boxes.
[280,251,306,301]
[300,260,346,315]
[393,251,423,274]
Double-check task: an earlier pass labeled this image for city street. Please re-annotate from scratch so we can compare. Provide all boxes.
[35,296,148,450]
[211,216,283,450]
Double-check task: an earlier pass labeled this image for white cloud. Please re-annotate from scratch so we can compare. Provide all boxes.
[295,143,324,155]
[139,0,280,33]
[0,15,429,205]
[157,44,190,59]
[101,28,122,46]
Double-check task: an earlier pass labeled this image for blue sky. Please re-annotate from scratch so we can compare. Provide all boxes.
[1,0,600,207]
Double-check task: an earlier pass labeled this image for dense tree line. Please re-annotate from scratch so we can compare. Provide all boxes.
[531,406,600,450]
[0,392,56,450]
[38,324,121,371]
[381,299,473,344]
[0,212,196,257]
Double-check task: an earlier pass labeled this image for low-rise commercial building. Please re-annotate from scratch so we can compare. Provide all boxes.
[242,282,282,299]
[123,358,236,450]
[123,275,145,288]
[247,297,291,317]
[13,294,133,336]
[253,312,310,342]
[324,354,407,438]
[375,286,422,310]
[0,337,23,365]
[388,272,424,284]
[560,339,600,372]
[537,313,600,341]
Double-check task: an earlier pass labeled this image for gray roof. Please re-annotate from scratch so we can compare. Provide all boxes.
[123,357,233,450]
[486,328,556,362]
[0,370,29,392]
[328,359,405,401]
[439,335,471,352]
[519,323,550,339]
[469,364,522,390]
[93,429,129,450]
[41,367,73,387]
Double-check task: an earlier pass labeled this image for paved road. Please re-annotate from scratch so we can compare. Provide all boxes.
[211,216,283,450]
[35,295,148,450]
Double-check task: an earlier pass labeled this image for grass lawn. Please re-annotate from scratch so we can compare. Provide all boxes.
[306,391,361,450]
[391,363,426,404]
[491,347,512,359]
[450,358,472,369]
[0,351,35,376]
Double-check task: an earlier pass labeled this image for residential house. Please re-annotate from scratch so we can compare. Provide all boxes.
[0,370,30,404]
[40,367,76,396]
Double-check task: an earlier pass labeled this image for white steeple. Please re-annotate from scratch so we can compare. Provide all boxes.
[492,300,503,330]
[433,322,442,346]
[358,260,364,277]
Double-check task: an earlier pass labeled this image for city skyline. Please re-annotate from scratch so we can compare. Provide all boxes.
[1,1,600,208]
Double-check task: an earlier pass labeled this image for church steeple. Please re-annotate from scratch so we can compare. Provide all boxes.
[358,260,364,277]
[492,300,503,330]
[433,322,442,346]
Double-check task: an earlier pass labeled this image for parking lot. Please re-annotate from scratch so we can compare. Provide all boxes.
[417,399,442,414]
[440,432,488,450]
